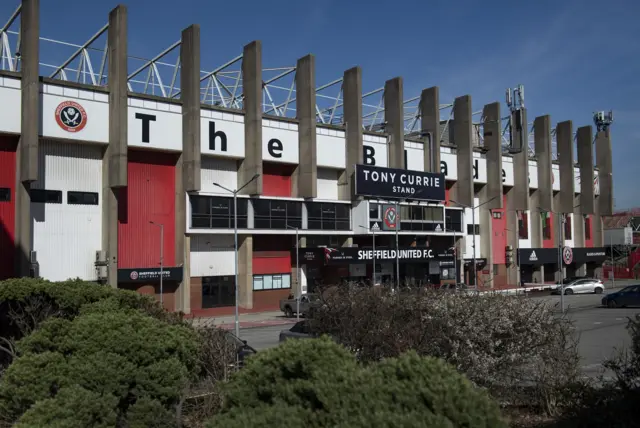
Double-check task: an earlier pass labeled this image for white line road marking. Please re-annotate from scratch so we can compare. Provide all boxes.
[616,318,623,321]
[593,322,603,325]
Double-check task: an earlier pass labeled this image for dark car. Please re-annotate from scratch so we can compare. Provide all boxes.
[279,320,315,343]
[601,284,640,308]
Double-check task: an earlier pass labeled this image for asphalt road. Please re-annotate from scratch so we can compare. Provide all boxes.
[239,291,640,378]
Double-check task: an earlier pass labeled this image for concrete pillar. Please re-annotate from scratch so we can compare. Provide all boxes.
[238,235,253,309]
[505,188,519,286]
[102,4,127,287]
[577,125,595,214]
[451,95,473,207]
[595,130,613,216]
[294,54,317,198]
[173,24,201,313]
[420,87,440,173]
[339,67,363,201]
[239,41,262,195]
[529,190,544,283]
[15,0,39,277]
[511,108,529,211]
[483,102,502,209]
[534,115,553,212]
[573,194,586,276]
[556,121,575,214]
[384,77,404,169]
[478,185,493,286]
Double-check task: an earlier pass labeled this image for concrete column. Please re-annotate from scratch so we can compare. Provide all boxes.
[483,102,502,209]
[339,67,363,201]
[295,54,317,198]
[238,235,253,309]
[173,24,201,313]
[102,5,127,287]
[15,0,39,277]
[595,130,613,216]
[573,194,586,276]
[478,185,493,286]
[505,188,519,286]
[451,95,473,207]
[511,108,529,211]
[384,77,404,169]
[534,115,553,212]
[556,120,575,214]
[577,125,595,214]
[593,196,604,247]
[529,190,544,283]
[239,41,262,195]
[420,87,440,173]
[292,236,306,297]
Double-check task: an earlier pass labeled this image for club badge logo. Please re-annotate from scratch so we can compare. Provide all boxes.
[55,101,87,133]
[130,271,139,280]
[383,206,398,230]
[562,246,573,265]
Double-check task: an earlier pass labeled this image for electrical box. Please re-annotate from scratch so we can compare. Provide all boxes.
[96,265,108,281]
[95,250,107,264]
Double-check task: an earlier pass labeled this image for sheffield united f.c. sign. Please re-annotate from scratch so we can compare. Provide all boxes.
[55,101,87,133]
[354,164,445,201]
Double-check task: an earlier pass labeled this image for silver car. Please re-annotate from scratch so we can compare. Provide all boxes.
[551,277,605,295]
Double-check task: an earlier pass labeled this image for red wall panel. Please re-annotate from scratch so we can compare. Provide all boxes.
[118,150,177,269]
[491,194,507,264]
[584,216,594,248]
[253,251,292,275]
[262,162,293,197]
[0,137,17,280]
[543,213,555,248]
[445,184,453,206]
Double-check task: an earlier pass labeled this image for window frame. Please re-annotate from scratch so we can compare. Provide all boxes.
[190,195,249,229]
[0,187,10,202]
[306,201,351,231]
[30,189,63,204]
[252,273,292,291]
[201,275,236,309]
[253,199,303,230]
[67,191,99,205]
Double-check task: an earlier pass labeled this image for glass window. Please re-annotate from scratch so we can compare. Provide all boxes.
[369,203,380,220]
[253,273,292,291]
[467,224,480,235]
[307,202,351,231]
[253,276,264,291]
[263,275,273,290]
[492,211,502,219]
[30,189,62,204]
[411,206,423,221]
[253,199,303,229]
[272,275,283,289]
[518,212,529,239]
[67,191,99,205]
[0,188,10,202]
[424,206,444,222]
[445,209,462,232]
[190,195,248,229]
[202,276,235,308]
[564,215,572,240]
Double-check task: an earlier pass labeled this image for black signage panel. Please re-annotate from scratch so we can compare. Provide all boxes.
[118,267,184,283]
[517,248,558,265]
[572,247,608,264]
[355,164,445,201]
[322,247,453,265]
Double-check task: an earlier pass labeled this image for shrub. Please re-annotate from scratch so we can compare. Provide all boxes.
[308,285,582,415]
[0,302,200,426]
[207,337,506,428]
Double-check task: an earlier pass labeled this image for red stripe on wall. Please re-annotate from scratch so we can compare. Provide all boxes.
[491,194,507,264]
[543,213,555,248]
[584,215,594,248]
[262,162,294,197]
[118,150,177,269]
[253,251,292,275]
[0,137,17,280]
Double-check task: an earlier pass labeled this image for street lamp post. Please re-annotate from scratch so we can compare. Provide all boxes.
[359,224,378,285]
[394,201,400,289]
[286,225,301,321]
[149,221,164,306]
[213,174,260,338]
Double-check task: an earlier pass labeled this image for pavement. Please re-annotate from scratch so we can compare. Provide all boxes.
[191,310,297,330]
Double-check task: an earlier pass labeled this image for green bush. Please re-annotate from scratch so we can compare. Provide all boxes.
[0,302,200,426]
[207,337,506,428]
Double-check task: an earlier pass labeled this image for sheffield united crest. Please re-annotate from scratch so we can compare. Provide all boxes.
[562,246,573,265]
[55,101,87,132]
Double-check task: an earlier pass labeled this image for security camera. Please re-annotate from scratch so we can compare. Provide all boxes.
[15,51,21,59]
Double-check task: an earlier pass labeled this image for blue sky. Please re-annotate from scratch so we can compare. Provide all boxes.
[2,0,639,208]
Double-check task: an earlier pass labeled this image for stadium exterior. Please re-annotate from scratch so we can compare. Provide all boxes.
[0,1,615,315]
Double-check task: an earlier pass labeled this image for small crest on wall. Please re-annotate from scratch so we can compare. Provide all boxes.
[55,101,87,133]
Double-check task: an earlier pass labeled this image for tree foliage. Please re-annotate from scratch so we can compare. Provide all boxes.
[308,285,583,415]
[207,337,506,428]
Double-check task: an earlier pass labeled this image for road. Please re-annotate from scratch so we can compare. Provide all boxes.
[239,290,640,378]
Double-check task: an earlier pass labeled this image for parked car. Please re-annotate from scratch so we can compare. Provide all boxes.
[551,277,604,295]
[279,293,320,318]
[601,284,640,308]
[279,321,314,343]
[225,331,257,369]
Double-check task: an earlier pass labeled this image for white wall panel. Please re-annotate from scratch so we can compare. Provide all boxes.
[473,153,487,183]
[262,119,298,164]
[190,234,235,277]
[200,156,238,194]
[317,128,346,168]
[564,213,575,248]
[404,141,424,171]
[128,98,182,151]
[594,170,600,195]
[574,167,581,193]
[40,85,109,143]
[0,77,21,134]
[503,156,514,186]
[317,168,339,200]
[440,150,457,181]
[363,134,388,167]
[32,140,103,281]
[351,199,369,232]
[528,160,538,189]
[200,110,245,159]
[518,210,532,249]
[463,197,480,259]
[552,164,560,191]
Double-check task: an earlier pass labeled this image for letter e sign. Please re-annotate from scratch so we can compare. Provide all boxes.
[267,138,283,158]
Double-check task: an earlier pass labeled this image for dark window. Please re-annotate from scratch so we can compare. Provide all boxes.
[253,273,291,291]
[67,191,99,205]
[254,199,303,229]
[30,189,62,204]
[0,188,9,202]
[202,276,235,308]
[307,202,351,231]
[400,205,444,223]
[543,216,551,240]
[585,216,591,240]
[492,211,502,219]
[518,212,529,239]
[564,215,572,240]
[445,209,463,232]
[467,224,480,235]
[190,195,248,229]
[369,203,380,220]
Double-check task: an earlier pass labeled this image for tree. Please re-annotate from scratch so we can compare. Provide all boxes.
[206,337,506,428]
